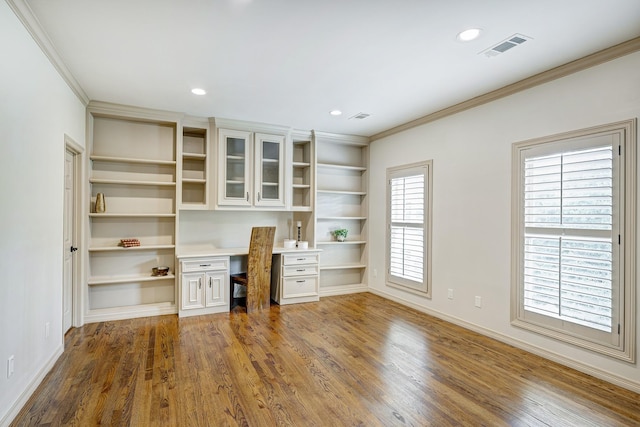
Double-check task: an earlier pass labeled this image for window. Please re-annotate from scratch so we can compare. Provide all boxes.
[512,120,636,362]
[387,160,432,296]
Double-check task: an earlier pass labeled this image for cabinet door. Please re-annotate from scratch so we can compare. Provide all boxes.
[205,271,227,308]
[218,129,252,206]
[254,133,285,207]
[182,272,205,310]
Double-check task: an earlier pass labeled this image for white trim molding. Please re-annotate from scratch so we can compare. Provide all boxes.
[7,0,89,105]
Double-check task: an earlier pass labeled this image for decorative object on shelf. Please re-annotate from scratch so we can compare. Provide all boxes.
[119,238,140,248]
[298,240,309,249]
[95,192,106,213]
[152,266,170,276]
[296,221,302,246]
[283,239,296,249]
[332,228,348,242]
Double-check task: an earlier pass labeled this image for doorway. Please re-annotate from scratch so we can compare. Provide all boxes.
[64,136,83,333]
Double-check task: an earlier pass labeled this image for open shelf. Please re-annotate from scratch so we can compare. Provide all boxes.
[88,274,176,286]
[91,155,176,166]
[90,178,176,186]
[88,244,175,252]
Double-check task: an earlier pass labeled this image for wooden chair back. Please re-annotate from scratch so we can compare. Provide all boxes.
[245,226,275,313]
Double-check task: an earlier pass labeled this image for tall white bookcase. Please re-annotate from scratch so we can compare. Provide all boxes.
[86,102,181,322]
[314,132,369,295]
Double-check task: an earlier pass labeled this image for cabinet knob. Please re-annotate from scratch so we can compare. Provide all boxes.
[246,192,249,202]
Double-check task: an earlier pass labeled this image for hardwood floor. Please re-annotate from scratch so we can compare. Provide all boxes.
[11,293,640,426]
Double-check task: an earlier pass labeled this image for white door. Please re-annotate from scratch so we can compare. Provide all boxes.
[63,149,76,332]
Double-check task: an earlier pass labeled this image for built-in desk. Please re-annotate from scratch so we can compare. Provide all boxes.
[176,246,321,317]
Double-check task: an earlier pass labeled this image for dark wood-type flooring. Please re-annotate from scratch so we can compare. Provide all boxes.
[11,293,640,426]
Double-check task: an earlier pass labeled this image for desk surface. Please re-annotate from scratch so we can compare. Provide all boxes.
[177,244,321,259]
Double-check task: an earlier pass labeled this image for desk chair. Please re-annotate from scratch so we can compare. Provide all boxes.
[230,226,276,313]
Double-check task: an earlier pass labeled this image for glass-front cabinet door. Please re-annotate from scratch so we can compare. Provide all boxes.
[218,128,252,207]
[254,133,285,207]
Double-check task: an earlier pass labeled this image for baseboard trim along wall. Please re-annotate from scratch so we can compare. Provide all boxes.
[1,345,64,426]
[367,288,640,394]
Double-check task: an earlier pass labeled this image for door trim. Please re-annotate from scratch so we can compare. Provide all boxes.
[64,134,84,328]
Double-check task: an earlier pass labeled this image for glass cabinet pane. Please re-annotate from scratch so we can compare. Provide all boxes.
[261,140,280,200]
[226,137,246,199]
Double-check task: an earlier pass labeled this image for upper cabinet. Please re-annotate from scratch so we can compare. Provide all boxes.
[215,119,289,209]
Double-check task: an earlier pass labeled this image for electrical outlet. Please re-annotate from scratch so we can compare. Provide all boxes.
[447,289,454,300]
[373,268,378,278]
[45,322,50,339]
[7,355,14,378]
[475,296,482,308]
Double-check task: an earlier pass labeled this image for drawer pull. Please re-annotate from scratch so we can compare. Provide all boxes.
[296,269,305,272]
[199,278,202,289]
[296,258,306,261]
[199,264,212,267]
[296,280,305,283]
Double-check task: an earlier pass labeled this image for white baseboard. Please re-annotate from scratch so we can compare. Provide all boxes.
[320,284,368,297]
[368,288,640,394]
[84,302,177,324]
[0,345,64,427]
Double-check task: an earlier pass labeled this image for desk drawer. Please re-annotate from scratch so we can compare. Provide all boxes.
[182,257,229,272]
[282,253,319,266]
[282,276,318,298]
[282,264,319,277]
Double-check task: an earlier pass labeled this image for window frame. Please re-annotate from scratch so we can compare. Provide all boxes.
[386,160,433,297]
[511,119,636,362]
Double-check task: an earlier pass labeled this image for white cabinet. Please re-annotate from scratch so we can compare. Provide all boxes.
[217,127,286,209]
[271,251,320,305]
[179,256,230,317]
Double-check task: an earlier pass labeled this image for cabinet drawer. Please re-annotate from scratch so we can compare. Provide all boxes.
[282,253,319,266]
[282,276,318,298]
[181,257,229,272]
[282,264,319,277]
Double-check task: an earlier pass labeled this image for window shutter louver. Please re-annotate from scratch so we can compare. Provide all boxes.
[523,145,614,332]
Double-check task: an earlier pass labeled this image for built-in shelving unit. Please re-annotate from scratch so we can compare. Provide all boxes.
[180,120,209,208]
[314,131,369,295]
[86,103,179,322]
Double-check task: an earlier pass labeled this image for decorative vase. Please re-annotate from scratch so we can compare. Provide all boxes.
[337,235,346,242]
[95,193,106,213]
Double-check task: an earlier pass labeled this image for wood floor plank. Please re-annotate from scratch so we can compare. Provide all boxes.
[10,293,640,426]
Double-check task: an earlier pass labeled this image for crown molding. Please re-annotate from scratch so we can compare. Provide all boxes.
[371,36,640,141]
[7,0,89,105]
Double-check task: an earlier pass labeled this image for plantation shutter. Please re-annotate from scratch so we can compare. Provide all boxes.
[387,163,429,292]
[523,143,617,337]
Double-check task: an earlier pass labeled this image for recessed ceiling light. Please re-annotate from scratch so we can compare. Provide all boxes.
[191,88,206,95]
[457,28,482,42]
[330,110,342,116]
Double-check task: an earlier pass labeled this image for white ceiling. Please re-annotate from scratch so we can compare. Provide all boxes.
[23,0,640,137]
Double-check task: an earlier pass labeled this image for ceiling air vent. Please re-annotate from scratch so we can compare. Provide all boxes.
[349,112,370,120]
[480,33,532,58]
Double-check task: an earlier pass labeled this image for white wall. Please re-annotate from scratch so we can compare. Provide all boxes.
[369,51,640,391]
[0,2,86,423]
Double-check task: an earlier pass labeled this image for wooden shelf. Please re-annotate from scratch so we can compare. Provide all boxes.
[317,216,367,221]
[317,190,366,196]
[182,178,206,184]
[182,153,206,159]
[90,155,176,166]
[320,264,366,270]
[90,178,176,186]
[88,273,176,286]
[89,213,176,218]
[317,163,366,172]
[88,245,175,252]
[316,240,367,246]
